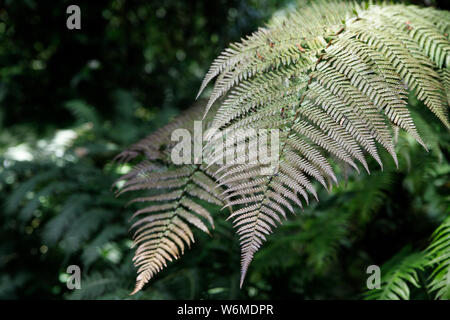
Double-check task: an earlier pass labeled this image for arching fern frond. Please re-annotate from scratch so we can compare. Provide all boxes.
[199,1,450,286]
[114,106,226,294]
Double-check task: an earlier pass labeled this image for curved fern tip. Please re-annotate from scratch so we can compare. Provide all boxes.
[130,281,145,295]
[130,288,140,295]
[239,272,247,289]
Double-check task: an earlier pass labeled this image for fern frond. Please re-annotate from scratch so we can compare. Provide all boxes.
[363,215,450,300]
[115,106,226,294]
[426,215,450,300]
[364,248,427,300]
[199,1,450,285]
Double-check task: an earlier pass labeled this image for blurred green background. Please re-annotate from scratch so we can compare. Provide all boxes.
[0,0,449,299]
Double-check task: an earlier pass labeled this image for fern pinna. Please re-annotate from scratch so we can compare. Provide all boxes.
[114,106,227,294]
[115,1,450,293]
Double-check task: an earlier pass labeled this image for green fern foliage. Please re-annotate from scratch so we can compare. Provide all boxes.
[114,106,226,294]
[426,216,450,299]
[364,248,427,300]
[197,1,450,286]
[364,215,450,300]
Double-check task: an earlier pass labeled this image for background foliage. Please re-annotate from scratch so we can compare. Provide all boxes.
[0,0,448,299]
